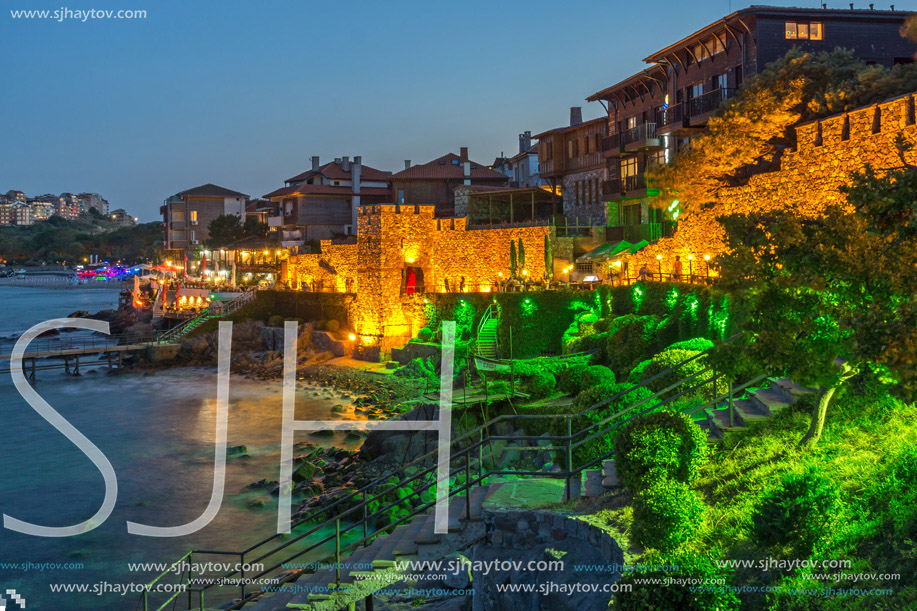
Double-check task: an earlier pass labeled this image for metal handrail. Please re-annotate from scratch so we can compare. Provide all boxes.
[142,332,746,609]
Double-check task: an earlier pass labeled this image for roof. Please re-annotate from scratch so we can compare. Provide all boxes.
[532,116,606,140]
[644,4,915,64]
[391,153,510,181]
[587,66,668,102]
[263,184,392,199]
[509,144,539,163]
[223,235,279,250]
[285,160,391,185]
[174,183,249,199]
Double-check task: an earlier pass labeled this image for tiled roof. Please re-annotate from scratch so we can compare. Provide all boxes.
[391,153,509,181]
[532,116,606,140]
[174,183,249,199]
[285,160,391,184]
[263,184,391,199]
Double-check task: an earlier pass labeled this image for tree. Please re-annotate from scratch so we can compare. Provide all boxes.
[715,152,917,446]
[242,216,267,238]
[518,238,526,272]
[648,48,917,210]
[509,240,517,278]
[206,214,244,247]
[544,234,554,281]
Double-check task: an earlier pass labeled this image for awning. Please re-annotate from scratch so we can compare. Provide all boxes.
[629,239,650,254]
[576,240,633,262]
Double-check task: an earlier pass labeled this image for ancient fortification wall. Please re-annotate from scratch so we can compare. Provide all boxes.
[631,91,917,274]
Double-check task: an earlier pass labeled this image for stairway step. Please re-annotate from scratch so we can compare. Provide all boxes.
[706,407,747,432]
[748,387,791,415]
[393,517,426,556]
[770,377,813,404]
[414,514,441,545]
[731,398,770,422]
[460,486,488,521]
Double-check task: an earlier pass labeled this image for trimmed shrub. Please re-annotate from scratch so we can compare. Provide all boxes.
[581,365,616,390]
[314,319,327,330]
[606,314,660,376]
[416,327,433,343]
[614,411,708,491]
[267,315,284,328]
[527,370,556,399]
[615,550,739,611]
[325,319,340,333]
[752,467,842,553]
[556,360,590,395]
[641,348,727,400]
[666,337,715,352]
[628,359,653,385]
[632,479,706,552]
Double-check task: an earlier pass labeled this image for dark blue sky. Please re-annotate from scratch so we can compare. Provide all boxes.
[2,0,912,221]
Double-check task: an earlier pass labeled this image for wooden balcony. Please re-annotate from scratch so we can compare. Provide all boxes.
[602,178,623,198]
[656,104,690,135]
[606,221,676,243]
[566,151,603,172]
[688,88,737,124]
[602,133,623,158]
[622,123,662,152]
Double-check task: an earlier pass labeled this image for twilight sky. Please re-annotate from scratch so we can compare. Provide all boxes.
[2,0,914,221]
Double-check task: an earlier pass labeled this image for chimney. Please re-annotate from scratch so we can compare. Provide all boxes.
[334,157,342,166]
[351,156,362,235]
[570,107,583,126]
[460,146,469,160]
[341,156,350,172]
[352,156,362,192]
[519,130,532,154]
[404,160,411,169]
[311,156,320,171]
[463,161,471,185]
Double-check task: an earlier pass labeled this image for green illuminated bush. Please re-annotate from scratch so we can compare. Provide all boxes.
[628,359,653,384]
[615,550,738,611]
[606,314,661,376]
[641,348,727,400]
[666,337,714,352]
[556,361,590,395]
[614,411,708,491]
[751,467,842,553]
[632,479,706,552]
[416,327,433,342]
[267,315,284,328]
[581,365,616,389]
[527,370,556,399]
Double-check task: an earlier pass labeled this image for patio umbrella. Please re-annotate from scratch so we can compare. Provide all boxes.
[183,254,188,278]
[231,261,236,287]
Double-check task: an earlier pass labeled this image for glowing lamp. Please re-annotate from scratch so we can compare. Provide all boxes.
[348,333,356,341]
[704,254,711,261]
[522,270,528,276]
[688,254,694,260]
[406,257,415,263]
[656,255,662,260]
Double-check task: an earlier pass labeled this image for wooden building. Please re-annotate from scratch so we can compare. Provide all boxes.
[389,147,509,217]
[263,156,391,242]
[583,4,917,241]
[160,183,248,257]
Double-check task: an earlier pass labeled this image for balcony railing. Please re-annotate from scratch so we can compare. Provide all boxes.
[566,151,603,171]
[624,174,646,192]
[622,123,658,146]
[606,221,676,243]
[541,160,554,175]
[602,178,623,197]
[602,133,622,154]
[687,88,736,118]
[656,105,683,127]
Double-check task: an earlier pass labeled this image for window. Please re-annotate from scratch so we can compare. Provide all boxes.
[690,83,704,99]
[711,36,725,55]
[190,230,196,243]
[189,210,197,222]
[786,21,823,40]
[397,189,405,204]
[647,150,666,167]
[620,157,638,178]
[626,116,638,130]
[715,73,728,90]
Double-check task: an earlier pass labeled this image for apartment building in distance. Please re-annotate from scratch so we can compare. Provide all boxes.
[584,4,917,242]
[160,183,248,254]
[263,156,391,244]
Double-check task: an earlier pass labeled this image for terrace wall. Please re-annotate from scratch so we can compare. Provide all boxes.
[631,91,917,273]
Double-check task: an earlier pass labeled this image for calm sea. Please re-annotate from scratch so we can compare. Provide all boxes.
[0,287,359,609]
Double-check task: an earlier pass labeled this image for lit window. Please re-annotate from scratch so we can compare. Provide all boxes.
[189,210,197,222]
[712,36,725,54]
[786,21,823,40]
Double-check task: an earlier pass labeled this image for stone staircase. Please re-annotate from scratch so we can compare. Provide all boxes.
[243,486,493,611]
[698,377,812,439]
[158,291,256,343]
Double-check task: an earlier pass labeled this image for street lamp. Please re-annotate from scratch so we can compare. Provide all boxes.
[704,254,711,279]
[656,254,663,281]
[688,254,694,282]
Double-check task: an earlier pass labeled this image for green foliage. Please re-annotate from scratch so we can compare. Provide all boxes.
[325,319,340,333]
[751,467,843,553]
[628,359,653,385]
[206,214,245,248]
[641,348,727,400]
[632,479,706,552]
[614,411,708,491]
[517,238,526,271]
[606,314,661,376]
[0,217,162,264]
[543,234,553,281]
[615,550,738,611]
[556,360,590,395]
[667,337,714,352]
[509,240,517,278]
[395,356,438,384]
[267,315,284,328]
[527,370,556,399]
[416,327,433,343]
[648,47,917,208]
[581,365,616,390]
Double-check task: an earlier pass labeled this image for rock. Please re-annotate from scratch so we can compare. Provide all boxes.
[227,445,248,456]
[246,498,266,509]
[309,430,335,438]
[311,330,347,357]
[293,461,318,483]
[344,433,362,443]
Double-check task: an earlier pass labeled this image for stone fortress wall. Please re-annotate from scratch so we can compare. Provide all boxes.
[630,90,917,273]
